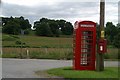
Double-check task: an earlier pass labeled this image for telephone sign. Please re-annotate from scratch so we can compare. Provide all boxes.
[73,21,96,70]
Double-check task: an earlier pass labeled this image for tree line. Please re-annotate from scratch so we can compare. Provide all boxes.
[34,18,73,37]
[2,16,73,37]
[2,16,31,35]
[105,22,120,48]
[2,16,120,48]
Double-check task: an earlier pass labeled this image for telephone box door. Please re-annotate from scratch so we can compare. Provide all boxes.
[80,30,96,70]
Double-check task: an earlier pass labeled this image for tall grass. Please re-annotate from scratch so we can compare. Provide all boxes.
[104,48,119,59]
[2,48,119,60]
[2,48,73,60]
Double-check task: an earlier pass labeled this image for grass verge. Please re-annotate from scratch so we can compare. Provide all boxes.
[0,54,1,58]
[47,67,119,78]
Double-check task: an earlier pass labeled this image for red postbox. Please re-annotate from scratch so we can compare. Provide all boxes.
[73,21,96,70]
[98,39,107,53]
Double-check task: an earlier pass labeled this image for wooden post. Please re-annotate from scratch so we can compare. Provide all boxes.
[96,0,105,71]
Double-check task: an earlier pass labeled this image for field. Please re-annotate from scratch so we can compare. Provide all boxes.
[2,34,73,59]
[2,34,72,48]
[2,34,119,60]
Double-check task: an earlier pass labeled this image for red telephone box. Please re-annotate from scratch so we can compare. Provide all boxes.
[73,21,96,70]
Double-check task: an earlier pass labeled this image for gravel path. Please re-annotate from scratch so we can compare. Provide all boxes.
[2,58,119,78]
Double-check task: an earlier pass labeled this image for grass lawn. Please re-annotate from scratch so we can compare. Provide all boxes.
[47,67,119,78]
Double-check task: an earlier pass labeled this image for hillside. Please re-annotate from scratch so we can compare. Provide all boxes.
[2,34,73,48]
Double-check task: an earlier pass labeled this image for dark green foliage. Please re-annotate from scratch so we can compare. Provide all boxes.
[105,22,119,45]
[15,41,22,45]
[36,23,53,37]
[113,33,120,48]
[62,22,73,35]
[20,19,31,30]
[48,20,59,37]
[34,18,73,37]
[24,29,30,35]
[3,20,20,35]
[2,16,31,35]
[15,40,26,46]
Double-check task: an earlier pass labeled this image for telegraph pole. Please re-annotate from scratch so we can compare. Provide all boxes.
[96,0,105,71]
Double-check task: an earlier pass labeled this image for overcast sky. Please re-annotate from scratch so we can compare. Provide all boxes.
[1,0,119,26]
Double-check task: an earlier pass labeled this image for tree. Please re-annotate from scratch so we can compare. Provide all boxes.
[40,18,49,23]
[49,20,60,37]
[33,18,49,29]
[2,17,12,26]
[116,23,120,33]
[2,16,31,35]
[20,19,31,30]
[56,20,66,35]
[36,22,53,37]
[3,20,20,35]
[34,18,73,37]
[105,22,118,45]
[62,22,73,35]
[19,16,31,35]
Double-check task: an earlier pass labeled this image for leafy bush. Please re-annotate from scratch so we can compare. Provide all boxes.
[15,41,22,45]
[15,41,26,47]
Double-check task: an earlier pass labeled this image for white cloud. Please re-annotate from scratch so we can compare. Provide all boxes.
[105,2,118,24]
[1,0,119,26]
[2,0,120,7]
[2,0,64,7]
[3,0,39,6]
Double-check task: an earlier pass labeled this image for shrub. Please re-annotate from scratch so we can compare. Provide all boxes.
[15,41,22,45]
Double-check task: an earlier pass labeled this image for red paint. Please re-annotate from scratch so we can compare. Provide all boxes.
[73,21,96,70]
